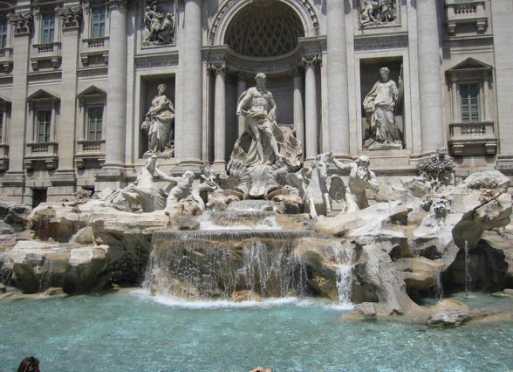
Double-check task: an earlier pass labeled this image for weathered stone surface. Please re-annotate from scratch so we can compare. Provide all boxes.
[0,202,31,232]
[2,240,111,294]
[428,309,471,327]
[394,257,444,292]
[462,170,510,190]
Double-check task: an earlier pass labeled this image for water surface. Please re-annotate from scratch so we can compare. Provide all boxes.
[1,292,512,372]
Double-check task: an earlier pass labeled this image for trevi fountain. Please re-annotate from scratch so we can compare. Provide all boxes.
[1,72,513,371]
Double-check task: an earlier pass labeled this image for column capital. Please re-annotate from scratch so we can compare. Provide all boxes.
[208,62,226,75]
[108,0,128,11]
[302,54,321,67]
[59,6,82,31]
[8,12,33,37]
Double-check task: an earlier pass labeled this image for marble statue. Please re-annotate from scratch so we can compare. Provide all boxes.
[363,67,402,150]
[141,83,175,155]
[228,73,303,198]
[143,2,175,45]
[161,171,208,216]
[330,154,379,212]
[108,155,168,212]
[235,73,282,166]
[417,150,455,189]
[360,0,397,26]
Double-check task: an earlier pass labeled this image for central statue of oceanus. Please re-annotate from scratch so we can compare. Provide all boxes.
[227,72,303,197]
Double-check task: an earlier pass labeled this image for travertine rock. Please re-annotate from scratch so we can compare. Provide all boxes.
[462,170,510,190]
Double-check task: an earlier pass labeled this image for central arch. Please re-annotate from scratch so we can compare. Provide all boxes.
[224,2,305,58]
[209,0,319,47]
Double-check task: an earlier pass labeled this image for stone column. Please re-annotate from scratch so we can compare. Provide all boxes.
[212,64,226,168]
[104,0,127,169]
[55,5,81,184]
[178,0,203,164]
[304,56,319,160]
[417,0,444,154]
[492,1,513,171]
[293,71,305,147]
[3,11,32,202]
[237,77,247,137]
[326,0,350,156]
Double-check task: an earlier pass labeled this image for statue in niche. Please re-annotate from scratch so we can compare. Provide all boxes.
[141,83,175,155]
[144,1,175,45]
[360,0,397,26]
[228,72,303,198]
[363,66,403,150]
[234,73,283,166]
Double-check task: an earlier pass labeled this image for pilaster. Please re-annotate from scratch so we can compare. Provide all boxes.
[3,10,33,198]
[417,0,444,154]
[177,0,203,165]
[211,62,226,169]
[326,0,350,157]
[303,55,320,160]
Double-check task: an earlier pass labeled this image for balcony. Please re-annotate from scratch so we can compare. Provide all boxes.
[0,48,13,73]
[24,142,58,170]
[75,139,105,169]
[31,42,62,70]
[446,0,488,35]
[448,121,497,156]
[80,37,109,67]
[0,143,8,171]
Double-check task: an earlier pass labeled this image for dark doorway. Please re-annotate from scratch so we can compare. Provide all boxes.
[32,188,47,208]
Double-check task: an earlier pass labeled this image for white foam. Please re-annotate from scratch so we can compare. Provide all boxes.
[131,289,353,311]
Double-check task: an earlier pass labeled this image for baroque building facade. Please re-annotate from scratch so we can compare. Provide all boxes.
[0,0,512,206]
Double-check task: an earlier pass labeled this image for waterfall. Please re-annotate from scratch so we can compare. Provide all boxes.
[464,240,472,297]
[435,268,444,300]
[332,244,354,305]
[143,230,312,299]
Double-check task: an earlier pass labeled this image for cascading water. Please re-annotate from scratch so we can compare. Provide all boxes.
[464,240,472,297]
[143,230,312,299]
[332,244,354,305]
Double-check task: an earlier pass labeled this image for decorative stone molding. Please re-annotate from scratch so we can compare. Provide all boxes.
[354,33,408,51]
[60,6,82,31]
[134,52,179,68]
[9,12,32,37]
[208,0,319,45]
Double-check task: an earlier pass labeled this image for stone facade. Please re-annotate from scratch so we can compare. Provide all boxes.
[0,0,511,206]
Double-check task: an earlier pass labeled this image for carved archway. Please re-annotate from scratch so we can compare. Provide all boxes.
[208,0,319,47]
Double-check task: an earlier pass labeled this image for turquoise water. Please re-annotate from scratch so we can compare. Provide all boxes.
[1,292,513,372]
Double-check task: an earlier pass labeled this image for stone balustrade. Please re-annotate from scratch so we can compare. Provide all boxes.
[75,139,106,169]
[448,120,497,156]
[446,0,488,35]
[24,142,58,170]
[31,42,62,70]
[0,47,13,73]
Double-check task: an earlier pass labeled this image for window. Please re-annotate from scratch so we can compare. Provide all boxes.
[0,17,7,49]
[91,7,106,38]
[86,106,103,141]
[40,14,55,44]
[460,83,480,122]
[36,110,51,143]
